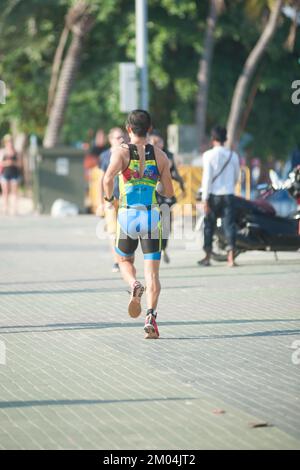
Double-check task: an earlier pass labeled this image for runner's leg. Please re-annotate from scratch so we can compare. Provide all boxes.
[1,179,9,215]
[105,201,119,270]
[140,209,162,309]
[116,213,143,317]
[143,258,160,339]
[144,259,161,311]
[116,210,138,285]
[118,254,136,286]
[140,210,162,337]
[10,180,18,216]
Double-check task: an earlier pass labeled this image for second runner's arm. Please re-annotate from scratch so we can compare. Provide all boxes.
[157,150,174,198]
[103,148,124,201]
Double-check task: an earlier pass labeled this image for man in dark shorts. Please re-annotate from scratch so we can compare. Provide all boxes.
[103,110,174,339]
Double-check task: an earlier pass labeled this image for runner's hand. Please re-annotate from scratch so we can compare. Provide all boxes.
[96,203,105,218]
[104,201,114,210]
[156,182,164,195]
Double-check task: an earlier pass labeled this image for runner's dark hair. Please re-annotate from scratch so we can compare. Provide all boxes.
[126,109,152,137]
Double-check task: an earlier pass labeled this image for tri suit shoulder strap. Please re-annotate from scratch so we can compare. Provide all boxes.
[127,143,138,161]
[126,143,155,161]
[145,143,155,160]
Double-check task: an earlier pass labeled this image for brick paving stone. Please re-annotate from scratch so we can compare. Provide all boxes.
[0,215,299,449]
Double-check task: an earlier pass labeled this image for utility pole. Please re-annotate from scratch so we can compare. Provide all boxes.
[135,0,148,110]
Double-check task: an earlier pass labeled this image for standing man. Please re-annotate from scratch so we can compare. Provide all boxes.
[103,110,174,339]
[198,126,240,268]
[98,128,125,273]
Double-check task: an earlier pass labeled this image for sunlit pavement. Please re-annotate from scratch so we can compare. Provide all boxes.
[0,215,299,449]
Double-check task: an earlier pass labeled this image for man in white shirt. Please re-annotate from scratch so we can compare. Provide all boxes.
[198,126,240,267]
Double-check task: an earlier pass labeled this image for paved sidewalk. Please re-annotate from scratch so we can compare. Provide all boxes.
[0,215,299,449]
[0,195,34,216]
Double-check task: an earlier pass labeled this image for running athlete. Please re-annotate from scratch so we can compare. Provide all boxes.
[103,110,174,339]
[98,127,125,273]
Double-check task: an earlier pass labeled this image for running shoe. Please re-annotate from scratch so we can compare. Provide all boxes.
[162,250,170,264]
[128,280,144,318]
[144,310,159,339]
[112,263,120,273]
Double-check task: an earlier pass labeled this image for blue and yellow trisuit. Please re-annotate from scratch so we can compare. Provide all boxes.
[115,143,162,260]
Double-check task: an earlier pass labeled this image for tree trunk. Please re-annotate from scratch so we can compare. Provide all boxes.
[196,0,223,151]
[43,33,83,148]
[284,0,300,52]
[236,68,262,144]
[226,0,283,149]
[43,3,94,148]
[47,25,69,116]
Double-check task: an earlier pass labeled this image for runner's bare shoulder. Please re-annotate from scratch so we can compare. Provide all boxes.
[152,146,169,174]
[113,143,130,169]
[120,142,129,150]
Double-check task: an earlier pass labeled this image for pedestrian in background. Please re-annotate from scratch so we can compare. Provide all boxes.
[0,134,21,215]
[149,130,185,264]
[91,128,107,156]
[98,127,125,273]
[198,126,240,268]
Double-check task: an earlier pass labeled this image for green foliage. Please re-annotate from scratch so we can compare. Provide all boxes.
[0,0,299,158]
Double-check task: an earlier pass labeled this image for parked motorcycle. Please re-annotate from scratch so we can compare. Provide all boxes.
[211,167,300,261]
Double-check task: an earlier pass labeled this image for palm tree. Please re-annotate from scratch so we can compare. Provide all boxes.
[284,0,300,50]
[46,24,69,116]
[226,0,283,149]
[196,0,224,151]
[43,1,94,148]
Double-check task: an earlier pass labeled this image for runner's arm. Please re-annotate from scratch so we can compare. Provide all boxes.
[157,151,174,198]
[99,154,108,204]
[98,170,105,203]
[95,169,106,217]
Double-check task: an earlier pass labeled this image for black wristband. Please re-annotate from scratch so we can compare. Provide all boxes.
[104,195,114,202]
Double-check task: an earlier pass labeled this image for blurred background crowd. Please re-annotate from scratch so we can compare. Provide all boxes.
[0,0,299,214]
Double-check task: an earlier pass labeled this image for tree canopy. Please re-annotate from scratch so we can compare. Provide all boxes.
[0,0,299,159]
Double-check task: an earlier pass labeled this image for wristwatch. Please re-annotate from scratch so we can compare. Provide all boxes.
[104,195,114,202]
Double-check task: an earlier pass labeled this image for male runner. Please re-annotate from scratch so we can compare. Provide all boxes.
[98,127,125,273]
[103,110,174,339]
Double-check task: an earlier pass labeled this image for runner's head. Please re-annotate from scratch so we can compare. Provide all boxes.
[126,109,152,137]
[211,125,227,145]
[108,127,125,147]
[149,130,164,149]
